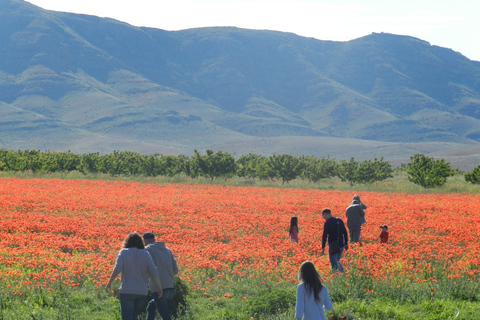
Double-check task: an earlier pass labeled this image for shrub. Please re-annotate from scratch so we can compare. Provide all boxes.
[405,153,453,188]
[244,288,295,317]
[464,165,480,184]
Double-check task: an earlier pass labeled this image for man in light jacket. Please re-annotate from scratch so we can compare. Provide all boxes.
[345,199,365,243]
[143,232,179,320]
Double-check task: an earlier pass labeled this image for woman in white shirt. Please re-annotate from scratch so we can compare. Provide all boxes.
[106,232,163,320]
[295,261,333,320]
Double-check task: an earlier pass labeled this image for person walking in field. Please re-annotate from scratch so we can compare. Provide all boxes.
[346,196,365,243]
[289,216,299,243]
[351,194,367,225]
[321,208,348,273]
[295,260,333,320]
[106,232,163,320]
[143,232,179,320]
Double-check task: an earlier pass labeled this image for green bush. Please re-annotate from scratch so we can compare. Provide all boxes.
[244,288,295,318]
[170,276,189,318]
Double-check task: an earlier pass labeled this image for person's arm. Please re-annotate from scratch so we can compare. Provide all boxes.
[321,286,333,311]
[172,254,179,275]
[105,273,117,293]
[153,276,163,297]
[105,252,123,293]
[294,284,304,320]
[342,222,348,250]
[359,207,365,217]
[146,253,163,297]
[321,222,328,255]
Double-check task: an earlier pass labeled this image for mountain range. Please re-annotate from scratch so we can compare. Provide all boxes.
[1,0,480,169]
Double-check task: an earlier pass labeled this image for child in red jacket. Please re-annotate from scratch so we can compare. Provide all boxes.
[379,224,389,243]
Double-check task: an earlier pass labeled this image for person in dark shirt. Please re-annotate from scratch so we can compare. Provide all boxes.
[321,208,349,273]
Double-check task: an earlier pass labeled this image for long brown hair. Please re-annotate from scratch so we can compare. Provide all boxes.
[289,216,298,233]
[122,232,145,249]
[298,261,323,302]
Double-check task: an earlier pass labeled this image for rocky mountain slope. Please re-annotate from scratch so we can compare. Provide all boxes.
[1,0,480,169]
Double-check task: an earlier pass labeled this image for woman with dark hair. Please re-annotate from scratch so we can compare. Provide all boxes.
[106,232,163,320]
[295,261,332,320]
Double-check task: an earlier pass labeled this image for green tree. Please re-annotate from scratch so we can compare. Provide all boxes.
[0,150,24,173]
[236,153,265,180]
[176,155,190,177]
[464,165,480,184]
[405,153,453,188]
[160,155,184,177]
[266,154,303,184]
[41,151,79,175]
[185,153,201,179]
[215,151,237,181]
[21,149,43,173]
[78,153,102,175]
[336,157,360,187]
[356,157,393,184]
[141,154,162,177]
[100,150,144,176]
[192,150,237,181]
[256,157,275,181]
[0,149,6,171]
[371,157,394,182]
[299,156,336,183]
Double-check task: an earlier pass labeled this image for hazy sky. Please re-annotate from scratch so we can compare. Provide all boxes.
[26,0,480,62]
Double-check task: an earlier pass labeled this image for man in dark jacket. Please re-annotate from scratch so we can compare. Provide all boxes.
[346,199,365,243]
[321,208,348,273]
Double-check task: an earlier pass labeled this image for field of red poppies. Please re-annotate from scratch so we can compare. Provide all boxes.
[0,177,479,319]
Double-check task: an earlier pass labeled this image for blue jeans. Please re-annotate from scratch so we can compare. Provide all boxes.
[146,288,176,320]
[329,247,344,273]
[119,293,147,320]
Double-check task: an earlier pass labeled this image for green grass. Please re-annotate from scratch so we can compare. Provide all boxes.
[2,170,478,195]
[1,269,478,319]
[0,281,119,320]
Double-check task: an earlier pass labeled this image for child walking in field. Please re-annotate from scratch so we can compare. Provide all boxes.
[295,261,332,320]
[289,216,299,243]
[379,224,389,243]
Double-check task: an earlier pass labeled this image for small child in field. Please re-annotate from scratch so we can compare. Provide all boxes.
[379,224,389,243]
[289,216,299,243]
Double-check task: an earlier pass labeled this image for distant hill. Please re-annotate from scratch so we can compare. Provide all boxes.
[1,0,480,169]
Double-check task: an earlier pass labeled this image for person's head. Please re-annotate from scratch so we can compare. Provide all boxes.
[289,216,298,233]
[380,224,388,232]
[321,208,332,220]
[297,261,323,302]
[142,232,156,245]
[290,216,298,227]
[122,232,145,249]
[353,194,360,201]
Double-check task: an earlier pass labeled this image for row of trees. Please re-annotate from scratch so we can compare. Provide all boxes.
[0,149,478,188]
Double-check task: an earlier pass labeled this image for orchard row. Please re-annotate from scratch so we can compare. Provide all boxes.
[1,149,479,188]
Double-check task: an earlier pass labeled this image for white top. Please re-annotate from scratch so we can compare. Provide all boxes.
[111,248,159,295]
[295,283,333,320]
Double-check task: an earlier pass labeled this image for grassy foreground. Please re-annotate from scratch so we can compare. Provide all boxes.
[1,268,478,319]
